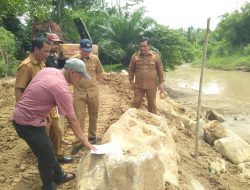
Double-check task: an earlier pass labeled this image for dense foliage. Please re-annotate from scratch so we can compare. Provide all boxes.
[205,2,250,70]
[0,27,18,76]
[1,0,205,76]
[6,0,247,76]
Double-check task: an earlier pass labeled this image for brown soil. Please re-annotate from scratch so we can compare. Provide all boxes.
[0,74,249,190]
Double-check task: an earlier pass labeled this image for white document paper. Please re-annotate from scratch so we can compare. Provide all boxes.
[90,142,123,155]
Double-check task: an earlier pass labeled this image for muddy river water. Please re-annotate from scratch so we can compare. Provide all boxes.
[165,64,250,142]
[165,64,250,103]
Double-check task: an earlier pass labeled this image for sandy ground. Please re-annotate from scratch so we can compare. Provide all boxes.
[0,74,250,190]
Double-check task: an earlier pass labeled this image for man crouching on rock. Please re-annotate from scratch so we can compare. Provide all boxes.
[12,58,96,190]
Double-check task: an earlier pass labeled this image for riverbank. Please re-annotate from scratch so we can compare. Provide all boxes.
[165,78,250,143]
[165,64,250,143]
[192,54,250,71]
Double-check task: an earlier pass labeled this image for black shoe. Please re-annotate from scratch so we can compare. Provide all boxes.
[55,172,76,185]
[71,144,83,155]
[57,156,74,163]
[88,137,101,144]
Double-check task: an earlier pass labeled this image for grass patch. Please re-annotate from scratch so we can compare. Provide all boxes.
[206,55,250,70]
[192,54,250,71]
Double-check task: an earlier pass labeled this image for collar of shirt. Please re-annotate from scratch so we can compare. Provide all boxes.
[81,55,91,61]
[29,54,45,67]
[29,54,40,65]
[139,50,153,56]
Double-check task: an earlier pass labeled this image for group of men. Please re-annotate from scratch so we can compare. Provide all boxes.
[12,35,164,190]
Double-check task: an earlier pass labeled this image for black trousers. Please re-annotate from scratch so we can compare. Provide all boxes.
[13,121,65,190]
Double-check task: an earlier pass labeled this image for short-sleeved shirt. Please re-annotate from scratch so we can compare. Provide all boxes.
[71,54,104,98]
[128,50,164,89]
[15,54,46,90]
[12,68,74,127]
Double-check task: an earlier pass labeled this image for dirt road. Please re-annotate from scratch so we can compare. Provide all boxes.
[0,74,249,190]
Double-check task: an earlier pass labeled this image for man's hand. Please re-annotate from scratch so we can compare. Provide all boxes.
[130,82,135,90]
[82,139,97,151]
[158,83,164,93]
[66,114,97,152]
[96,73,103,82]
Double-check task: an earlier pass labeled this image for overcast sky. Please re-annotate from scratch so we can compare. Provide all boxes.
[141,0,249,30]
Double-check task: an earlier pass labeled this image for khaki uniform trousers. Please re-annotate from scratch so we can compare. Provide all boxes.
[46,107,63,157]
[133,87,157,114]
[73,95,99,138]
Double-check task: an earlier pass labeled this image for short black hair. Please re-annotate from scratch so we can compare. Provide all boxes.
[140,37,151,46]
[30,38,51,52]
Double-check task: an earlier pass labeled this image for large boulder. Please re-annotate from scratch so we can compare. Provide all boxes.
[214,136,250,164]
[76,151,165,190]
[204,120,227,145]
[75,108,179,190]
[205,109,225,122]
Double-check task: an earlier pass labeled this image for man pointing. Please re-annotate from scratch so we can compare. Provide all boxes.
[12,58,95,190]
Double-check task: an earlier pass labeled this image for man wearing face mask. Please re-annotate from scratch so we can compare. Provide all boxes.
[45,33,61,68]
[128,37,165,114]
[45,33,74,163]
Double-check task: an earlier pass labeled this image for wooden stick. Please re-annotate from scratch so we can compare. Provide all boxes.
[195,18,211,159]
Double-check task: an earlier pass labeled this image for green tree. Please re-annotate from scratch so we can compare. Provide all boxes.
[146,24,196,69]
[0,27,18,76]
[216,2,250,47]
[0,0,26,24]
[0,0,203,72]
[90,7,155,65]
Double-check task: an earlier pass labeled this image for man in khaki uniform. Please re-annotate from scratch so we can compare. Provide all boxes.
[15,38,50,101]
[15,37,72,163]
[128,37,164,114]
[71,39,103,154]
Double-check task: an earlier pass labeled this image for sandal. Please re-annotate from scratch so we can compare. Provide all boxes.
[88,137,101,144]
[55,172,76,185]
[71,144,83,155]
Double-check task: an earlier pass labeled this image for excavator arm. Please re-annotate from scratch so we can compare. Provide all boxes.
[73,18,92,41]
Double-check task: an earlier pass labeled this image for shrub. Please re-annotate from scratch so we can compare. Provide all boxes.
[0,27,18,76]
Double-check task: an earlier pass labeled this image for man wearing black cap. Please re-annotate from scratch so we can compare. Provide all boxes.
[12,58,95,190]
[71,38,104,154]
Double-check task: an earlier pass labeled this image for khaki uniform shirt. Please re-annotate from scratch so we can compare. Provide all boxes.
[14,55,58,119]
[15,54,46,90]
[128,50,164,89]
[72,54,103,98]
